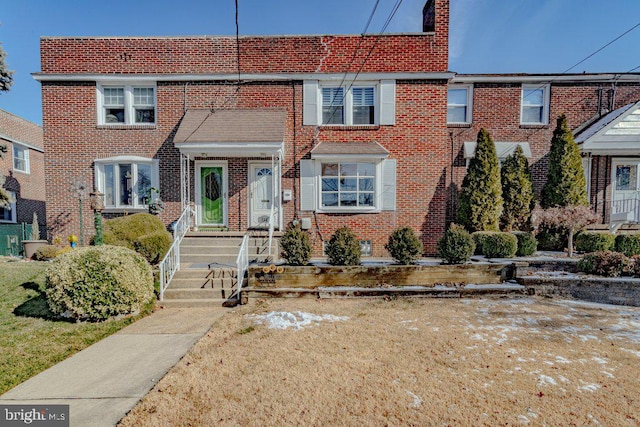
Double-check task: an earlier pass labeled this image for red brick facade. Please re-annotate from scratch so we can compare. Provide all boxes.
[0,109,46,232]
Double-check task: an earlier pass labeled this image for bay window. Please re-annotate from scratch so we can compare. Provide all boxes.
[95,156,159,210]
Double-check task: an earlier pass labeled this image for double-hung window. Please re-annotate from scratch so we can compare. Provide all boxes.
[12,145,29,173]
[98,84,156,125]
[0,191,16,223]
[94,156,159,210]
[321,86,376,125]
[447,85,472,124]
[521,84,549,125]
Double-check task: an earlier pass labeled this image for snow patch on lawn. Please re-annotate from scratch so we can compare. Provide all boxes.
[248,311,349,330]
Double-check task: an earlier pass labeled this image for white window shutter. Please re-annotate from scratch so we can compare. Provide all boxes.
[300,159,316,211]
[381,159,396,211]
[379,80,396,125]
[303,80,319,126]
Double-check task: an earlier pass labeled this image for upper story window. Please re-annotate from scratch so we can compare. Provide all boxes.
[321,85,376,126]
[97,84,156,125]
[0,191,16,223]
[303,80,396,127]
[12,145,30,174]
[521,84,549,125]
[447,85,472,124]
[94,156,159,210]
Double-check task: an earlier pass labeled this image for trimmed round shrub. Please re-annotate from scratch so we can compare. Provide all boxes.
[512,231,537,257]
[482,232,518,258]
[577,251,629,277]
[536,223,567,251]
[575,231,615,253]
[437,224,475,264]
[615,234,640,256]
[385,226,423,265]
[326,227,361,266]
[280,223,312,266]
[133,231,173,264]
[102,213,172,264]
[34,245,63,261]
[45,245,154,321]
[472,231,498,255]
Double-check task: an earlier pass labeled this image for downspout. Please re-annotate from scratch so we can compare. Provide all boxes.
[184,81,190,114]
[449,131,455,225]
[292,81,298,219]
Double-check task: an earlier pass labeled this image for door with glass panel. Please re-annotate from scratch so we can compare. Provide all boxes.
[612,160,640,221]
[249,164,278,228]
[196,163,227,227]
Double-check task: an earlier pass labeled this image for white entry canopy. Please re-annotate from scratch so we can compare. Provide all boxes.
[463,141,532,160]
[576,101,640,155]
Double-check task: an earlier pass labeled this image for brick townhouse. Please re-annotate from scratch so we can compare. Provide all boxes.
[0,109,46,255]
[447,74,640,227]
[34,0,452,256]
[34,0,640,258]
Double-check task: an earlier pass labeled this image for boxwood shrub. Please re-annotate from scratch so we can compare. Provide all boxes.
[102,213,172,264]
[512,231,537,257]
[471,231,497,255]
[45,245,154,321]
[575,231,615,253]
[133,231,173,264]
[385,226,423,265]
[326,227,361,266]
[437,224,475,264]
[280,223,312,266]
[481,232,518,258]
[615,234,640,256]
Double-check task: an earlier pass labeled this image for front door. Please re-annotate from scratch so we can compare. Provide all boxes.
[612,160,640,221]
[196,162,227,227]
[249,163,278,228]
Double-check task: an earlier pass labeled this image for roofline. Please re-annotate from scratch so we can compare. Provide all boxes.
[452,73,640,83]
[0,132,45,153]
[39,32,434,41]
[32,72,455,83]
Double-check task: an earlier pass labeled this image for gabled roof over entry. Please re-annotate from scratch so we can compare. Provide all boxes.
[576,100,640,155]
[174,109,285,157]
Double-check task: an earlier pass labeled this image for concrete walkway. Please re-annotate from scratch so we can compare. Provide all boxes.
[0,307,227,427]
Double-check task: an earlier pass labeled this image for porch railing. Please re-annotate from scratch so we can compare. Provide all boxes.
[611,197,640,222]
[236,234,249,302]
[158,205,194,301]
[267,203,275,258]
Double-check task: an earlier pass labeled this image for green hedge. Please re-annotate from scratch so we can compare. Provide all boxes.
[481,232,518,258]
[615,234,640,256]
[512,231,537,256]
[280,224,312,266]
[472,231,497,255]
[385,226,423,265]
[45,245,154,321]
[575,232,615,253]
[102,213,172,264]
[326,227,361,266]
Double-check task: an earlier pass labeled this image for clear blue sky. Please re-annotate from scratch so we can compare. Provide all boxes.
[1,0,640,125]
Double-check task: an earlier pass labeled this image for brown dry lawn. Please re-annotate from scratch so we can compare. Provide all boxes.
[120,297,640,426]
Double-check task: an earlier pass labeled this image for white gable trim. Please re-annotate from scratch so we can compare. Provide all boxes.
[579,101,640,155]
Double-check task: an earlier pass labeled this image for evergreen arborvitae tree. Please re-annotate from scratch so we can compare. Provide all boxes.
[500,145,534,231]
[541,114,588,208]
[457,128,503,232]
[0,43,13,92]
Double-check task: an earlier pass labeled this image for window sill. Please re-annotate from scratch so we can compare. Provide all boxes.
[12,169,30,175]
[317,125,380,131]
[102,207,148,214]
[519,124,549,129]
[0,220,17,224]
[447,123,472,128]
[96,124,157,130]
[317,208,380,214]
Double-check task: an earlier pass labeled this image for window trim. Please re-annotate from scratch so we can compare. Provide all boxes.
[12,144,30,174]
[94,156,159,212]
[0,191,17,223]
[520,84,550,125]
[319,83,379,126]
[96,83,157,126]
[447,84,473,124]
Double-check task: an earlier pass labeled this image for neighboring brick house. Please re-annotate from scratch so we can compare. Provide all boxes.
[35,0,451,255]
[446,74,640,227]
[0,109,46,254]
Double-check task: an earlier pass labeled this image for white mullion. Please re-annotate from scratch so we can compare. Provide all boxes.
[345,86,352,126]
[131,163,139,207]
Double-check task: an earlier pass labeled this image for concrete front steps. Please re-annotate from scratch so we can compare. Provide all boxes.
[159,231,279,308]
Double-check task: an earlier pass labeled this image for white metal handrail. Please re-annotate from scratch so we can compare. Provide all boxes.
[268,203,275,257]
[159,205,194,301]
[236,234,250,302]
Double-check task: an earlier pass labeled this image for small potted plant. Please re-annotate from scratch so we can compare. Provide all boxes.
[23,212,49,259]
[146,187,165,215]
